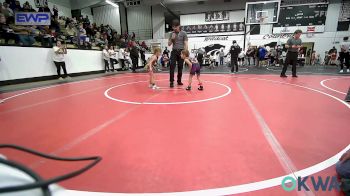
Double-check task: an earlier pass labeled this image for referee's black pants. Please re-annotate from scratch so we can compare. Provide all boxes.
[281,51,298,76]
[170,49,184,84]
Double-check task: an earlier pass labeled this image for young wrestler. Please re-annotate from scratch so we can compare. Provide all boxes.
[145,48,162,89]
[181,50,204,91]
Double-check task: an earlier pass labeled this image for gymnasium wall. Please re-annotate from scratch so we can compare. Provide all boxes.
[93,5,122,33]
[127,6,153,40]
[81,7,94,24]
[0,47,105,81]
[152,4,166,40]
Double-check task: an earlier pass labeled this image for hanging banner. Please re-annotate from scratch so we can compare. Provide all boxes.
[205,11,230,22]
[183,22,245,35]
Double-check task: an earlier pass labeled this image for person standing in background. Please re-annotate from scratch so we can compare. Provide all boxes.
[102,45,110,72]
[246,45,256,66]
[339,37,350,73]
[219,48,225,66]
[130,41,139,73]
[108,45,117,72]
[280,30,303,78]
[306,49,311,65]
[163,47,170,57]
[118,47,126,70]
[229,40,241,73]
[140,45,146,66]
[168,19,188,88]
[53,41,69,80]
[276,45,283,67]
[197,48,205,67]
[53,5,58,17]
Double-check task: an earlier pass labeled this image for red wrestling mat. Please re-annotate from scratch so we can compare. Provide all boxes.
[0,74,349,195]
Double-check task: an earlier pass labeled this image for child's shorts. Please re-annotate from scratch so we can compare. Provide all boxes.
[190,63,201,75]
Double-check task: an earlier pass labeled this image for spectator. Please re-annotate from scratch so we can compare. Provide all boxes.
[22,3,31,12]
[13,1,22,12]
[161,54,169,67]
[306,49,311,65]
[28,4,35,12]
[58,16,66,30]
[65,22,77,44]
[124,48,132,70]
[130,41,139,73]
[53,5,58,17]
[108,45,117,71]
[340,37,350,73]
[329,46,337,65]
[83,15,90,27]
[246,45,256,66]
[315,54,321,65]
[141,41,148,50]
[39,25,53,47]
[102,45,110,72]
[12,25,36,46]
[131,32,135,40]
[163,47,169,56]
[219,48,225,66]
[111,32,118,46]
[52,41,68,79]
[311,50,316,65]
[139,45,146,66]
[1,2,14,18]
[269,47,277,66]
[78,23,86,46]
[85,24,94,38]
[38,5,51,15]
[238,50,245,66]
[276,45,283,66]
[258,45,267,67]
[0,13,16,44]
[123,31,128,40]
[197,48,204,67]
[50,16,61,34]
[118,47,126,70]
[229,40,241,73]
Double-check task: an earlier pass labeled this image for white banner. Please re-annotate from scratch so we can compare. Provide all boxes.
[273,25,325,33]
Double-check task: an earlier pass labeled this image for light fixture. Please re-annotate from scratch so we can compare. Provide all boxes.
[106,0,119,7]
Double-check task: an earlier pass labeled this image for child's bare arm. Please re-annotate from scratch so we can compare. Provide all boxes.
[184,59,192,68]
[147,56,157,71]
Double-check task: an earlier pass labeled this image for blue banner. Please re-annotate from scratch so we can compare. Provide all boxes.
[15,12,51,26]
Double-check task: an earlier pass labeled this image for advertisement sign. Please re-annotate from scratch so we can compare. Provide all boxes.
[15,12,51,26]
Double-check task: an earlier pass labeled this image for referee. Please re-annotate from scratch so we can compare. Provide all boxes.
[168,19,188,88]
[281,30,303,78]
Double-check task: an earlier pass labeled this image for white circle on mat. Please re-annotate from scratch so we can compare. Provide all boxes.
[104,80,232,105]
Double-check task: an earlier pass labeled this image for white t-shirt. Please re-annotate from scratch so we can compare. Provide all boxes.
[118,48,125,60]
[103,49,110,60]
[109,49,117,59]
[53,46,65,62]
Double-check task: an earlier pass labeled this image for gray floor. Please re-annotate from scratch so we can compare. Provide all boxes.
[1,64,349,93]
